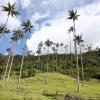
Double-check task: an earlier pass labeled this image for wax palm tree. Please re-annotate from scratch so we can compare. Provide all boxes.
[5,28,23,86]
[45,39,53,84]
[1,2,19,39]
[75,34,84,86]
[67,10,80,92]
[17,20,33,89]
[67,10,80,53]
[3,48,12,80]
[22,20,33,33]
[67,10,79,33]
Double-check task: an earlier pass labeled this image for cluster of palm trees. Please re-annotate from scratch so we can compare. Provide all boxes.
[67,10,84,92]
[0,2,86,93]
[0,2,33,88]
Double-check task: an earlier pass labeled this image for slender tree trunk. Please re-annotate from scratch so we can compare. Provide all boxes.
[69,34,72,59]
[69,34,73,79]
[17,53,25,89]
[73,20,80,93]
[38,55,40,71]
[80,44,84,86]
[56,52,58,72]
[5,43,16,87]
[3,54,11,80]
[76,45,80,93]
[5,52,14,87]
[46,47,49,85]
[46,62,48,84]
[17,33,29,88]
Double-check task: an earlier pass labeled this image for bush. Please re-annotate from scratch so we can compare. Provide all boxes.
[28,68,36,77]
[21,68,36,78]
[21,71,29,78]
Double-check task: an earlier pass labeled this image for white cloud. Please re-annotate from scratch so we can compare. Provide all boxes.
[20,0,31,8]
[27,1,100,53]
[30,12,50,30]
[27,12,73,53]
[31,12,49,22]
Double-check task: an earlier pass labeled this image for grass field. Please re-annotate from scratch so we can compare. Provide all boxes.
[0,73,100,100]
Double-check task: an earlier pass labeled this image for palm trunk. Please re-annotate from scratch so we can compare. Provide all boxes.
[76,45,80,93]
[38,55,40,70]
[3,54,11,80]
[56,53,58,72]
[46,47,49,85]
[69,34,73,79]
[17,33,29,88]
[46,62,48,84]
[73,20,80,93]
[17,53,25,89]
[79,44,84,86]
[5,52,14,87]
[5,43,16,87]
[69,34,72,58]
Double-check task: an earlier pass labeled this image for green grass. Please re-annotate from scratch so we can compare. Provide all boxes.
[0,73,100,100]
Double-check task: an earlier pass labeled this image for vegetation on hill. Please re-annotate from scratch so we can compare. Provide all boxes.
[0,73,100,100]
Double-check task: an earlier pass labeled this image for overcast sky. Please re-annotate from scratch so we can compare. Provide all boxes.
[0,0,100,55]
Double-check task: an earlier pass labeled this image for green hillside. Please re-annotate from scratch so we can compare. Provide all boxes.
[0,73,100,100]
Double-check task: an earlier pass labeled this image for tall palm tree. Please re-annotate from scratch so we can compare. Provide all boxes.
[67,10,80,92]
[1,2,19,40]
[17,20,33,89]
[3,48,12,80]
[45,39,53,84]
[5,28,23,86]
[75,34,84,86]
[67,10,80,54]
[67,10,79,34]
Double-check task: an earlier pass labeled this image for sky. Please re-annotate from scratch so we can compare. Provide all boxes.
[0,0,100,55]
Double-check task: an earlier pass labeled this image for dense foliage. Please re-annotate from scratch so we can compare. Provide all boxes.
[0,49,100,80]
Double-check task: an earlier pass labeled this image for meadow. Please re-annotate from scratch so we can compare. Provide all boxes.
[0,73,100,100]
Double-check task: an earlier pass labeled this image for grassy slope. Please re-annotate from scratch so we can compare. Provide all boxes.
[0,73,100,100]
